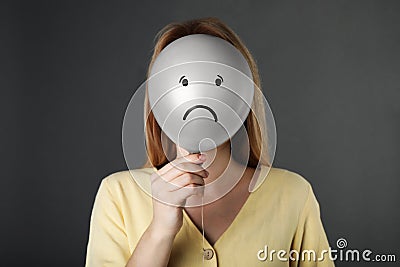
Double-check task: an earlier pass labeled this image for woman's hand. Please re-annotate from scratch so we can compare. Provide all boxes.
[150,153,208,237]
[126,153,208,267]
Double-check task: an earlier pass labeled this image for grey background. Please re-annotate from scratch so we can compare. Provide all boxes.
[1,1,399,266]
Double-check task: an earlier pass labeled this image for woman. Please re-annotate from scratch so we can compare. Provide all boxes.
[85,17,335,267]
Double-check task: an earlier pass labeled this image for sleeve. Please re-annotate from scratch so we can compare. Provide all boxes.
[85,177,131,267]
[290,185,335,267]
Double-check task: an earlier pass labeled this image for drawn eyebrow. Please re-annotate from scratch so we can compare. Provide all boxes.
[179,75,186,83]
[217,74,223,81]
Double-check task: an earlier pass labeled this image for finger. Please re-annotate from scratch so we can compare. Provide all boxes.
[176,184,205,199]
[169,172,205,189]
[158,153,206,176]
[152,172,205,193]
[151,179,204,206]
[158,153,205,176]
[150,163,207,185]
[166,184,205,206]
[161,163,208,183]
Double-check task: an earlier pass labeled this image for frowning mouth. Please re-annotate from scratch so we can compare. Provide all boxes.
[183,104,218,122]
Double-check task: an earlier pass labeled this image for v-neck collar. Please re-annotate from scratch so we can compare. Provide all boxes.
[182,165,269,249]
[183,189,255,249]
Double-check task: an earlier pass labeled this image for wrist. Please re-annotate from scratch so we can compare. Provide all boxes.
[148,221,178,241]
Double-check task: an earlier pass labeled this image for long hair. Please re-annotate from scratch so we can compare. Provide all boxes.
[143,17,268,169]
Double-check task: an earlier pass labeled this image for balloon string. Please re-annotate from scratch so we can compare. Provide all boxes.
[201,194,205,266]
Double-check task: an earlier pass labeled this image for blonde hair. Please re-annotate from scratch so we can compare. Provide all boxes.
[144,17,268,169]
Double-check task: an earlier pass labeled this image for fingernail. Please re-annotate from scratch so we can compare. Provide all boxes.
[199,154,206,161]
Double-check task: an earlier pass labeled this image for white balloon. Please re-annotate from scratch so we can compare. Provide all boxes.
[147,34,254,153]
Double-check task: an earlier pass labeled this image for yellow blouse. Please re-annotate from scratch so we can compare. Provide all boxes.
[85,167,335,267]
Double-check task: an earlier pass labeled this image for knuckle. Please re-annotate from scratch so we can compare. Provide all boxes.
[174,162,187,172]
[181,174,193,185]
[188,187,197,194]
[183,173,192,184]
[170,161,180,168]
[176,162,186,169]
[188,173,197,181]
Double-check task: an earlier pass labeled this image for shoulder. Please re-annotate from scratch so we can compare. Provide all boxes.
[254,166,314,211]
[257,166,312,193]
[269,167,312,190]
[102,168,155,184]
[99,167,156,199]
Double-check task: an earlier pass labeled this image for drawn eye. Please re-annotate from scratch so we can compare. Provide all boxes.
[179,75,188,86]
[215,75,223,86]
